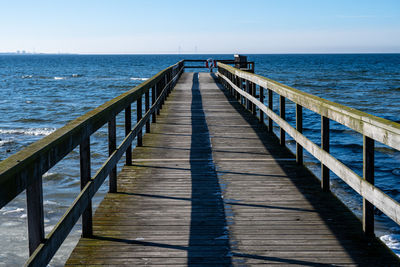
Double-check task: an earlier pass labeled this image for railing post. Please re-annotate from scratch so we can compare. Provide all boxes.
[137,96,143,146]
[321,116,330,192]
[259,87,264,123]
[230,73,233,95]
[268,89,273,133]
[125,104,132,166]
[108,117,117,193]
[363,136,375,236]
[233,75,239,101]
[80,136,92,237]
[235,76,239,100]
[246,80,250,111]
[252,83,256,116]
[280,95,285,146]
[26,168,45,255]
[145,90,150,133]
[163,75,168,105]
[156,81,161,115]
[152,85,157,123]
[231,74,234,96]
[239,78,244,105]
[296,104,303,165]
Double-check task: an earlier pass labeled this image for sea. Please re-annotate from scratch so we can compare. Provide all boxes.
[0,54,399,266]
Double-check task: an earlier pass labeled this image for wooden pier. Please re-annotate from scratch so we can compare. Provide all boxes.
[1,60,400,266]
[65,72,397,265]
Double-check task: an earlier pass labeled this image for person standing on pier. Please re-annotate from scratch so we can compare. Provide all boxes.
[206,58,216,72]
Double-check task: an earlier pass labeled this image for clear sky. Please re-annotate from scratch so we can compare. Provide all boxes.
[0,0,399,54]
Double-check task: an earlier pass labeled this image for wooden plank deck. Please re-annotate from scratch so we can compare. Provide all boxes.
[66,73,399,266]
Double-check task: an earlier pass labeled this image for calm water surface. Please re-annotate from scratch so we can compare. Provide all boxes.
[0,54,399,265]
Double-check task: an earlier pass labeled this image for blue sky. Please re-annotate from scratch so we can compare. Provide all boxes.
[0,0,399,54]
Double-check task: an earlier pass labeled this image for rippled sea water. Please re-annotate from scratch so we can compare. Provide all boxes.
[0,54,399,265]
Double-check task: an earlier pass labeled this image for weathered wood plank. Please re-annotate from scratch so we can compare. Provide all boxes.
[219,71,400,226]
[66,72,399,266]
[218,63,400,150]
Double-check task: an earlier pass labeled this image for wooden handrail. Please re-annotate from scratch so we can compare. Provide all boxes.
[217,62,400,237]
[182,59,255,72]
[218,63,400,150]
[0,60,184,266]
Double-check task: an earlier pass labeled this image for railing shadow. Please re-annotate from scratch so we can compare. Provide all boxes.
[209,73,399,265]
[188,73,232,265]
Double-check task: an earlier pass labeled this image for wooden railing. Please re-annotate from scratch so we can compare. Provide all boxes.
[0,60,184,266]
[183,59,254,72]
[217,62,400,237]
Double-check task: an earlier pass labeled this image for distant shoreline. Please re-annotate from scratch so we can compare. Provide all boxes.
[1,52,400,56]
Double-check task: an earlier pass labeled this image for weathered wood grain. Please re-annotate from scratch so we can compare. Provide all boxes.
[218,63,400,150]
[67,72,399,266]
[219,71,400,226]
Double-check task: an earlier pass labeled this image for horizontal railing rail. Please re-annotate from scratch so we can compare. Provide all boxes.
[0,60,184,266]
[217,62,400,237]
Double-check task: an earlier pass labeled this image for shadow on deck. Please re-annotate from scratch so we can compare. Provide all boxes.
[66,72,399,266]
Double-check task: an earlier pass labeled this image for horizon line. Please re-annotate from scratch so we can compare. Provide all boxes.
[1,52,400,55]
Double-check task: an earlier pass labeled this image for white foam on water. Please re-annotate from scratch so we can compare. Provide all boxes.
[43,172,56,178]
[0,128,56,136]
[130,77,148,81]
[21,75,33,79]
[44,200,58,205]
[0,138,14,146]
[2,208,24,215]
[54,77,65,80]
[1,221,21,227]
[380,234,400,256]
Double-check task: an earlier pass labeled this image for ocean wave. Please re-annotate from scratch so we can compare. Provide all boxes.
[381,234,400,255]
[2,208,24,215]
[21,75,33,79]
[393,169,400,176]
[0,128,56,136]
[0,139,15,146]
[71,74,82,78]
[54,77,66,80]
[130,77,148,81]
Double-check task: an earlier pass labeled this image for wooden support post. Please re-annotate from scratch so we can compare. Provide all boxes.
[108,117,117,193]
[230,73,234,95]
[125,105,132,166]
[152,85,156,123]
[145,90,150,133]
[166,72,170,95]
[235,76,239,100]
[280,95,285,146]
[239,78,243,105]
[268,89,273,133]
[252,83,256,116]
[363,136,375,236]
[296,104,303,165]
[236,76,240,101]
[246,80,250,111]
[162,75,167,105]
[137,96,143,147]
[321,116,330,192]
[156,81,161,115]
[259,87,264,123]
[80,137,92,237]
[26,169,45,255]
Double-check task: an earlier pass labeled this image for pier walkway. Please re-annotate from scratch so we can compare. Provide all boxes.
[66,73,399,266]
